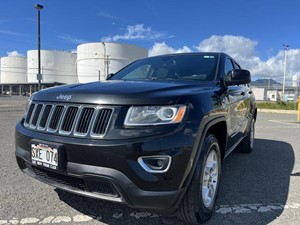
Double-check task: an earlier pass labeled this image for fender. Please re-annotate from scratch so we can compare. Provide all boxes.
[168,113,227,212]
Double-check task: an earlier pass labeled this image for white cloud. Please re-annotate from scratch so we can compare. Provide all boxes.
[58,34,87,44]
[101,24,171,42]
[149,35,300,84]
[195,35,300,83]
[149,42,191,56]
[7,51,23,57]
[0,29,22,36]
[97,11,119,20]
[195,35,257,59]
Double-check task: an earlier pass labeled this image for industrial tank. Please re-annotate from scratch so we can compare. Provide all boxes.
[0,56,27,83]
[77,42,148,83]
[27,50,77,84]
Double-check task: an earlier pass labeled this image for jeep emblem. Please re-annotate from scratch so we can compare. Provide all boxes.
[56,93,72,101]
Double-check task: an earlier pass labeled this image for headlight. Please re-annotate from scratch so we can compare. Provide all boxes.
[124,105,187,126]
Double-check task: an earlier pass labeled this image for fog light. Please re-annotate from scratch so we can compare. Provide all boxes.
[138,156,172,173]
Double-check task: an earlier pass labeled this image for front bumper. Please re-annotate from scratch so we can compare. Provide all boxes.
[15,121,195,211]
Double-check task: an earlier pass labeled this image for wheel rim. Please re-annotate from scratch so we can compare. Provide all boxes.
[202,147,219,208]
[250,119,255,149]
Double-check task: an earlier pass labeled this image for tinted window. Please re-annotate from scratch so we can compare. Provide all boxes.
[224,58,234,75]
[234,62,241,69]
[111,54,219,81]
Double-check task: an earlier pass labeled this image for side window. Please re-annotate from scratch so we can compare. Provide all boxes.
[234,62,241,69]
[224,58,234,76]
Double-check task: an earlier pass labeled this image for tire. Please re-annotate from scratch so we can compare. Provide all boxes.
[237,118,255,153]
[176,134,221,224]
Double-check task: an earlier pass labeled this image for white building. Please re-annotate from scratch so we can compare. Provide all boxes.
[267,90,279,101]
[252,87,267,101]
[27,50,77,84]
[77,42,148,83]
[0,56,27,83]
[1,42,148,90]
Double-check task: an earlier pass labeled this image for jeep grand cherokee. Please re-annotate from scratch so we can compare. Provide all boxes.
[15,53,256,224]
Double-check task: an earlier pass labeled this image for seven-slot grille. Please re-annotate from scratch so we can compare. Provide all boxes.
[24,102,113,138]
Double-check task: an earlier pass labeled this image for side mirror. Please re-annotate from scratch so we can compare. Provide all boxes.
[225,69,251,86]
[106,73,114,80]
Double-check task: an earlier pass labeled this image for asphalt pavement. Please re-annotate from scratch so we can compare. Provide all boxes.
[0,97,300,225]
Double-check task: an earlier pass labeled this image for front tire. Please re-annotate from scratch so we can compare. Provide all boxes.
[176,134,221,224]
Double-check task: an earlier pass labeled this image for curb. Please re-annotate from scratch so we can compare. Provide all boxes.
[258,108,298,114]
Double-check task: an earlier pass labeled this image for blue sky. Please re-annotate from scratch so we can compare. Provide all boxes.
[1,0,300,82]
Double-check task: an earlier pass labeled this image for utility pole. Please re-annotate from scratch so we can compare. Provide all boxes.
[106,55,110,77]
[34,4,43,91]
[282,44,289,101]
[102,42,106,77]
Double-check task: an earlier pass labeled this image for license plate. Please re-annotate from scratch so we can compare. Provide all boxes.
[31,143,58,170]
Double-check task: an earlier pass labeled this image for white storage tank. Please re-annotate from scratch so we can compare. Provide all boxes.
[77,42,148,83]
[0,56,27,83]
[27,50,77,84]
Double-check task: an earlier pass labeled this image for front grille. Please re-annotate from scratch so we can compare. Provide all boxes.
[31,166,118,197]
[24,102,113,138]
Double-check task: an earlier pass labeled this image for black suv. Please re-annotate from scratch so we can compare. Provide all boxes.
[15,53,256,224]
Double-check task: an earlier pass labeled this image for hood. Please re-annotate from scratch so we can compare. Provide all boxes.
[32,80,214,105]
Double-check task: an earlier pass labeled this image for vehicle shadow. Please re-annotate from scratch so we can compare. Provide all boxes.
[55,138,294,225]
[209,138,294,225]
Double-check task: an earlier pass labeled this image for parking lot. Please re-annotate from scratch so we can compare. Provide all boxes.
[1,97,300,225]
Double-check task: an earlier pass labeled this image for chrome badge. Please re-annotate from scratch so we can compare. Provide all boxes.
[56,93,72,101]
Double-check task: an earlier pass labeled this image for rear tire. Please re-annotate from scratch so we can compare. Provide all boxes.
[176,134,221,224]
[237,118,255,153]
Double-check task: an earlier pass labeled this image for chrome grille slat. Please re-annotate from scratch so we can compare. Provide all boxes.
[25,104,35,125]
[75,107,95,134]
[92,109,113,136]
[24,102,113,138]
[38,105,52,129]
[48,106,64,131]
[31,104,43,127]
[61,106,79,132]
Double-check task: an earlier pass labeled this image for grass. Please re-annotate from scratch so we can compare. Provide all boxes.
[257,101,298,110]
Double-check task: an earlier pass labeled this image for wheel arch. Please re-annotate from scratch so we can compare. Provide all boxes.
[181,115,228,189]
[171,115,228,213]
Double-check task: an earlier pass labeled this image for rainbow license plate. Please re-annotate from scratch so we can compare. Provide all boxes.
[31,143,58,170]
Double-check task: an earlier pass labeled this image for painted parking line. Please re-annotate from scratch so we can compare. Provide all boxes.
[0,215,94,225]
[216,203,300,214]
[268,120,300,126]
[1,203,299,224]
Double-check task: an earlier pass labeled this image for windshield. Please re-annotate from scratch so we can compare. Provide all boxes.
[110,53,219,81]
